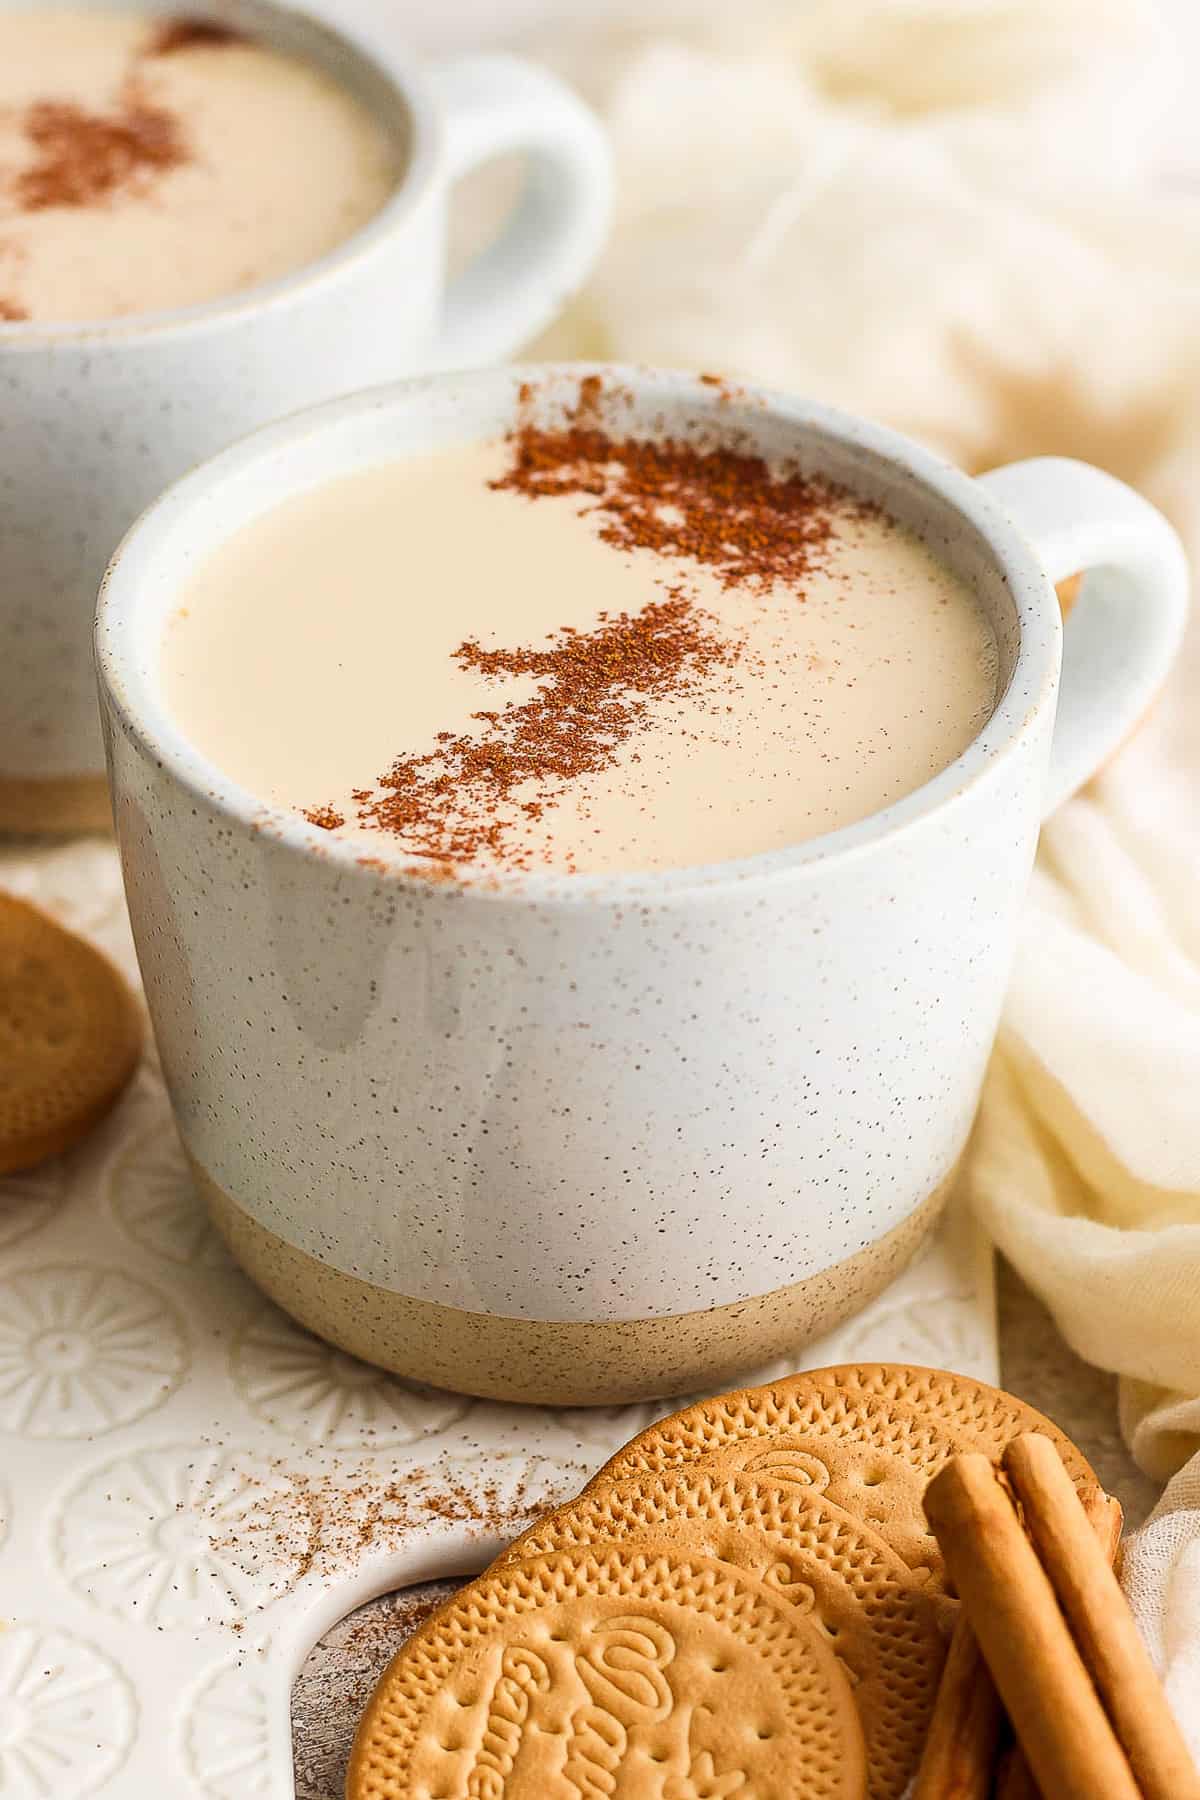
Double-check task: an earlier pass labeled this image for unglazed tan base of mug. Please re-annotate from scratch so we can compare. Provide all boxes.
[0,772,111,835]
[194,1157,956,1406]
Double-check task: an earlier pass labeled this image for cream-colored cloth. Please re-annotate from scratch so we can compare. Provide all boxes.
[1123,1456,1200,1761]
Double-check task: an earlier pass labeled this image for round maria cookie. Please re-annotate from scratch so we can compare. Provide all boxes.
[583,1364,1103,1582]
[0,894,141,1175]
[490,1464,949,1799]
[348,1545,867,1800]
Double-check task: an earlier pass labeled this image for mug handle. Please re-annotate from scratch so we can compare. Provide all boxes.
[977,458,1188,816]
[426,54,612,370]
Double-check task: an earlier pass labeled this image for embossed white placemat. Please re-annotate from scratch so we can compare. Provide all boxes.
[0,837,995,1798]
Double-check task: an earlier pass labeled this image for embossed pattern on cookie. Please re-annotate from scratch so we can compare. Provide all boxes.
[584,1364,1103,1581]
[348,1545,867,1799]
[0,893,141,1174]
[490,1467,947,1799]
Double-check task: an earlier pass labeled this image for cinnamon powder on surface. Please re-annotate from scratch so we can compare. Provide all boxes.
[207,1456,572,1603]
[310,388,864,879]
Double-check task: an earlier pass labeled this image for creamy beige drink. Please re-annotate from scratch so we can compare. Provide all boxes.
[164,420,999,878]
[0,9,398,322]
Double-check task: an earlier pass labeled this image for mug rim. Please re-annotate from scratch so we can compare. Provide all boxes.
[95,362,1062,902]
[0,0,436,347]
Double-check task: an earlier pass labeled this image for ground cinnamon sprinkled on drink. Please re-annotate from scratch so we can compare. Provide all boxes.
[492,416,845,594]
[358,594,736,871]
[305,804,345,831]
[15,90,187,211]
[149,17,247,55]
[305,384,869,877]
[0,299,27,321]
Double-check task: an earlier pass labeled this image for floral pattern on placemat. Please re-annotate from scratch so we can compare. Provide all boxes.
[0,1627,136,1798]
[230,1308,471,1448]
[0,1266,189,1438]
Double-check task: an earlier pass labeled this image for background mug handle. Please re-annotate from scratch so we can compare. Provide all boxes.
[426,54,612,369]
[978,458,1189,816]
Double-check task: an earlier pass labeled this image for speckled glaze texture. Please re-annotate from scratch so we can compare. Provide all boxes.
[0,0,610,821]
[96,366,1187,1403]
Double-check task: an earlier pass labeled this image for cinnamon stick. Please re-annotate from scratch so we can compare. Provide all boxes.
[1086,1487,1125,1563]
[994,1741,1040,1800]
[1004,1432,1200,1800]
[998,1485,1123,1800]
[912,1613,1002,1800]
[910,1605,1007,1800]
[923,1453,1139,1800]
[914,1478,1121,1799]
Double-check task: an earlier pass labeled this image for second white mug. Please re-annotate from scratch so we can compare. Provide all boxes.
[0,0,610,831]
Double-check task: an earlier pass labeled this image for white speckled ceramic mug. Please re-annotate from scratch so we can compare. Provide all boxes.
[96,366,1187,1405]
[0,0,610,833]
